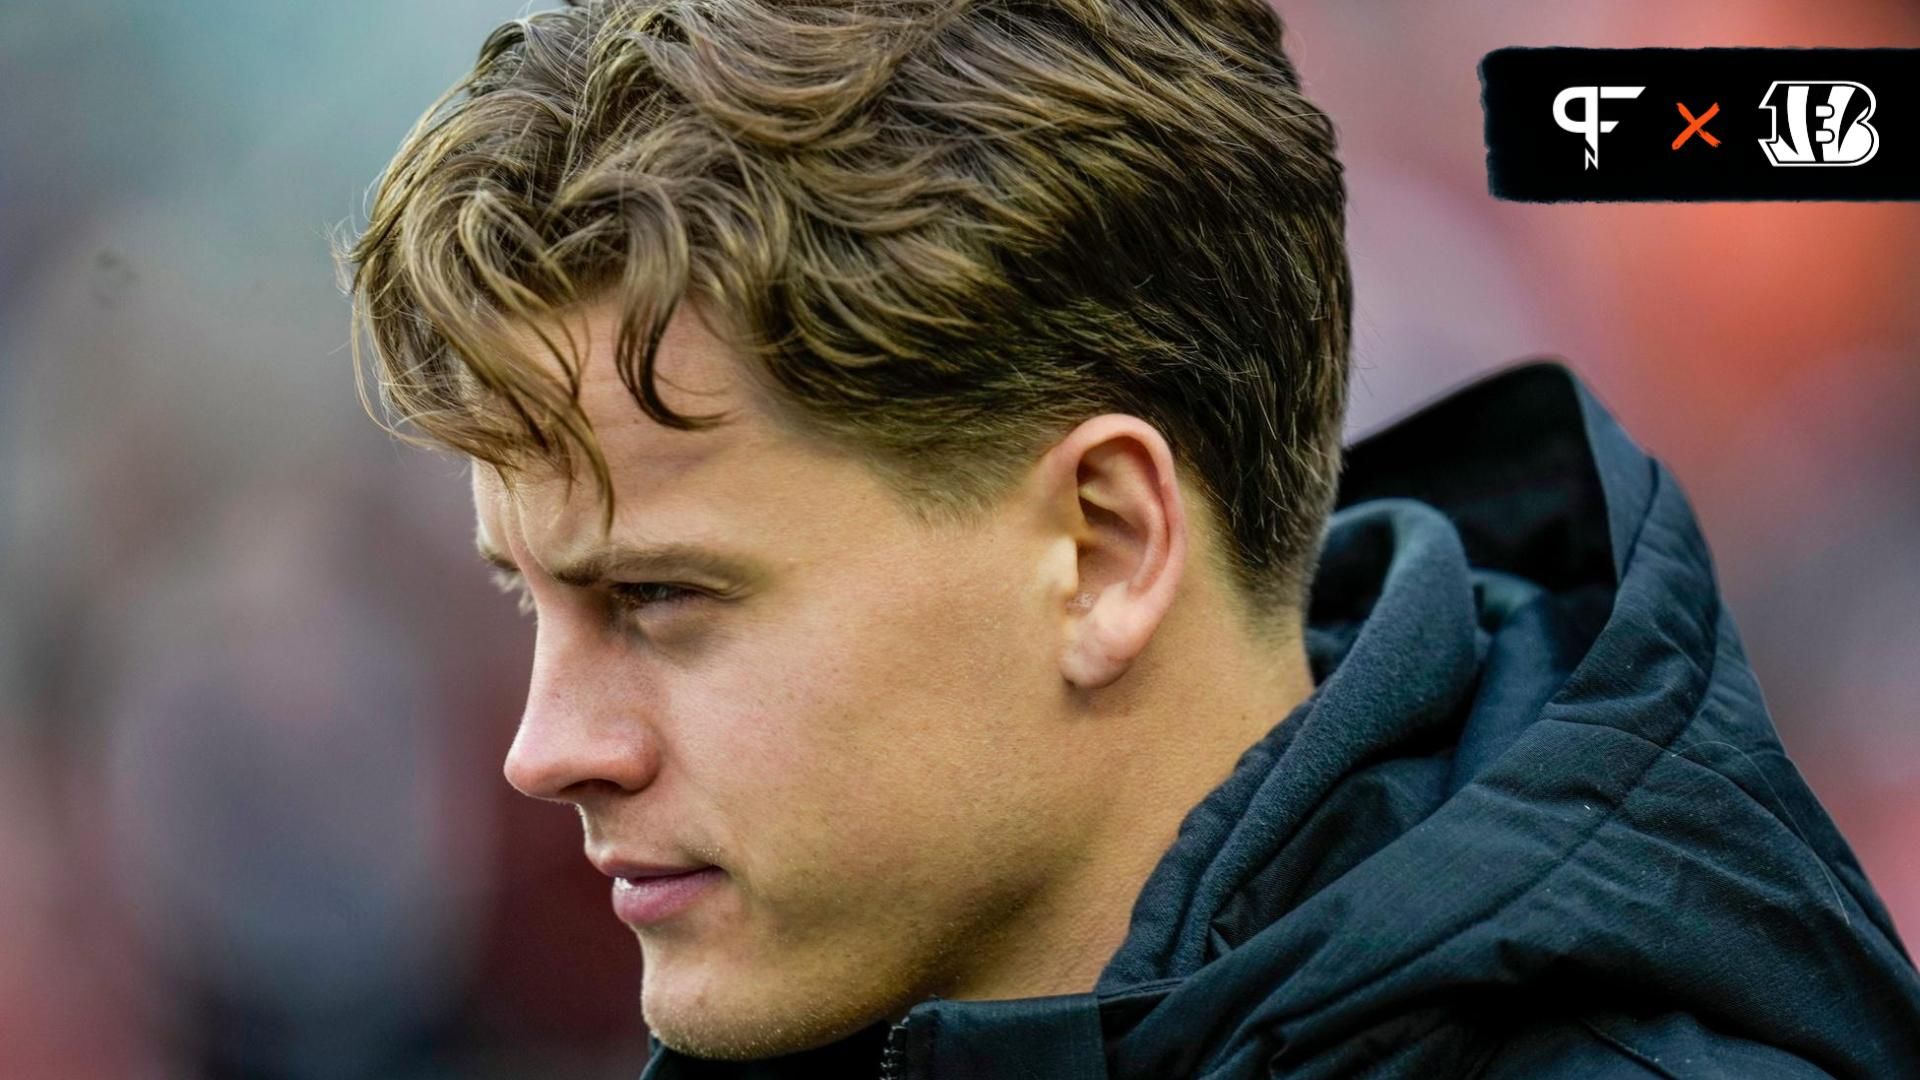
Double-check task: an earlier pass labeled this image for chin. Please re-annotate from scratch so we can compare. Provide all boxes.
[640,953,887,1062]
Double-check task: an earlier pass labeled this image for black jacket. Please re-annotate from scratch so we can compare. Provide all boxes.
[641,362,1920,1079]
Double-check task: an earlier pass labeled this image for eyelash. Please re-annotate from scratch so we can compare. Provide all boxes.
[491,569,535,617]
[489,569,705,620]
[606,581,704,614]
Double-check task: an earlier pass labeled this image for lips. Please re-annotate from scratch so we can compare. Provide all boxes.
[595,859,712,880]
[609,865,725,926]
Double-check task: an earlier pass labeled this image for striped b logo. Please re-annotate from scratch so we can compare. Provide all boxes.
[1758,81,1879,166]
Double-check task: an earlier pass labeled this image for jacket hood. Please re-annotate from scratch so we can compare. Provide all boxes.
[642,361,1920,1080]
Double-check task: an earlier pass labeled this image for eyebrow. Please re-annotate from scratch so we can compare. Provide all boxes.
[475,532,764,588]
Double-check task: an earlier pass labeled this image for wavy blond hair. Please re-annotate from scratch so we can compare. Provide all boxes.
[335,0,1350,630]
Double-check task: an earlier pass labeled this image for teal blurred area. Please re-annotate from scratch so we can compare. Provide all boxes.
[1,2,1915,1076]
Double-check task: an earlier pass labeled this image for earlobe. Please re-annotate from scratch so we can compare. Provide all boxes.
[1062,589,1129,690]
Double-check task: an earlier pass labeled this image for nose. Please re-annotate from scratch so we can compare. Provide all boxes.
[502,624,662,803]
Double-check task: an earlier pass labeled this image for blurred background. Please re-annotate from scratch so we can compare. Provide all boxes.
[3,1,1916,1076]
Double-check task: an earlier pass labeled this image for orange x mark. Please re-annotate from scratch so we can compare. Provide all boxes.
[1673,101,1721,149]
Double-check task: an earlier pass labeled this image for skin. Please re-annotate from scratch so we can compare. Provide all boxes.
[472,297,1316,1060]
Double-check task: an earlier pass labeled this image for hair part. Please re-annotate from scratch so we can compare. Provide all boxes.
[335,0,1351,637]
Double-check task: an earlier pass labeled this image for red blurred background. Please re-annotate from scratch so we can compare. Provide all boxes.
[2,2,1914,1076]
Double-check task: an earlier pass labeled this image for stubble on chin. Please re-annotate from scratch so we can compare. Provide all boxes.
[636,878,990,1061]
[639,955,903,1062]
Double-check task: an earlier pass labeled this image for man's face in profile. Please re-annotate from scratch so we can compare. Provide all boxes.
[471,299,1132,1059]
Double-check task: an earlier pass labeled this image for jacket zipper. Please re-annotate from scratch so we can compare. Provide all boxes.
[878,1018,908,1080]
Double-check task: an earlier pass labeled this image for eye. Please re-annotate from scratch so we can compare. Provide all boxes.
[606,581,706,616]
[490,568,535,617]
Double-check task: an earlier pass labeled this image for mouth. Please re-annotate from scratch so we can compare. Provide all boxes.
[601,863,726,927]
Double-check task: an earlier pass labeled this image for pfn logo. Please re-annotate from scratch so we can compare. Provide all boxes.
[1553,85,1645,169]
[1758,81,1880,166]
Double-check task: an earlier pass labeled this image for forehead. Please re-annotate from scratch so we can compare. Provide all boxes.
[469,299,785,562]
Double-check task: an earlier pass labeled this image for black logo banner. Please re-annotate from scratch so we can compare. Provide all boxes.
[1481,47,1920,201]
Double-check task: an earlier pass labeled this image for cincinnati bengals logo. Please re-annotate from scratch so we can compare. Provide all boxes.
[1757,81,1879,166]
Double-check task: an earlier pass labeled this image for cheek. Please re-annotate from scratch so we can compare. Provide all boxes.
[665,553,1060,869]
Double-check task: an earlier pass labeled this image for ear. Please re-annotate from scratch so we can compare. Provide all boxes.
[1032,414,1190,691]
